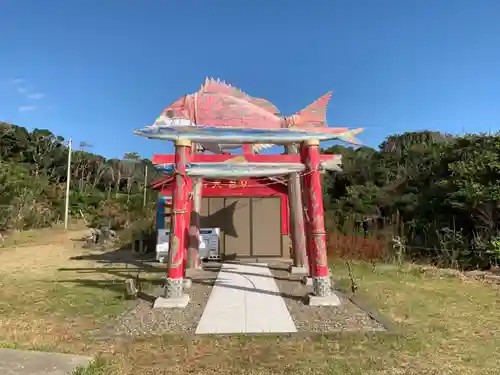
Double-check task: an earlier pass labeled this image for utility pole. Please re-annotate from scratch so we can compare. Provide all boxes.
[143,163,148,207]
[64,138,72,230]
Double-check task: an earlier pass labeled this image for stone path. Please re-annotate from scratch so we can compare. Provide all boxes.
[0,348,91,375]
[195,263,297,334]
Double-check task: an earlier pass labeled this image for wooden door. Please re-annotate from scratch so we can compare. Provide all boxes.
[251,197,282,257]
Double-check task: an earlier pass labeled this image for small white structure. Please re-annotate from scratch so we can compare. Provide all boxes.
[156,228,221,263]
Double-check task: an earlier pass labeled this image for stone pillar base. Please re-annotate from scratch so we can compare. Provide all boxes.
[153,277,190,309]
[313,275,332,297]
[183,278,192,289]
[153,295,190,309]
[289,265,309,275]
[307,293,341,306]
[165,277,184,299]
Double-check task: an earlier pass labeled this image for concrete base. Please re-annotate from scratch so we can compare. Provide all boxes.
[183,278,192,289]
[153,295,190,309]
[307,293,342,306]
[289,265,309,275]
[301,276,313,286]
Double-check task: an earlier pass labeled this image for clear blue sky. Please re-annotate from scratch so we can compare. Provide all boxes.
[1,0,499,159]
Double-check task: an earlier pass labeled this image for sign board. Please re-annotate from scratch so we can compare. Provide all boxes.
[203,180,248,189]
[156,228,221,263]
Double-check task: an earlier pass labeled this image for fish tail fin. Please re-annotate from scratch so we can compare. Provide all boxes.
[335,128,364,145]
[295,91,333,127]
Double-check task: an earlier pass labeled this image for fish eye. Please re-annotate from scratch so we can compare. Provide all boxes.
[165,109,174,118]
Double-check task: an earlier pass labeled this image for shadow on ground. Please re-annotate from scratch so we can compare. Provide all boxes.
[59,246,309,304]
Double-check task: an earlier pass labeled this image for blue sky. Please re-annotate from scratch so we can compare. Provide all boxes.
[1,0,499,159]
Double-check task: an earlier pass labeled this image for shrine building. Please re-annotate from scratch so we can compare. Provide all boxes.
[150,175,291,260]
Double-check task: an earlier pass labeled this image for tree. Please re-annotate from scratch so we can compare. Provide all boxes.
[0,122,160,232]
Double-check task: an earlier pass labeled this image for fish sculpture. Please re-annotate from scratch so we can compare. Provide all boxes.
[136,77,363,150]
[155,161,306,178]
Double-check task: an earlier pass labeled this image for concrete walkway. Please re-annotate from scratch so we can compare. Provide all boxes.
[195,263,297,334]
[0,348,92,375]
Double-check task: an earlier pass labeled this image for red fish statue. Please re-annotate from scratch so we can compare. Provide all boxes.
[151,77,362,152]
[156,77,345,129]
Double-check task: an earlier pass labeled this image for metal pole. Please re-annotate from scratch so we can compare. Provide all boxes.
[143,164,148,207]
[64,138,72,230]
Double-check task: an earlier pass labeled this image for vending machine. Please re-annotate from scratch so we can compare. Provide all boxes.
[155,195,221,263]
[155,228,221,263]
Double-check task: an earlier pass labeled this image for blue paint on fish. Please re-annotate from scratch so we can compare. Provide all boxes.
[154,162,306,178]
[134,125,361,144]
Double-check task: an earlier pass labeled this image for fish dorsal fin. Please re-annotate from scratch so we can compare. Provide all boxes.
[226,156,248,164]
[200,77,250,99]
[199,77,280,115]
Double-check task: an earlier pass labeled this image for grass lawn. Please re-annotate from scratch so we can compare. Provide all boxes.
[0,228,499,374]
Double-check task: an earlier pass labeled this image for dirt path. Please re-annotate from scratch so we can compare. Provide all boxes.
[0,228,99,280]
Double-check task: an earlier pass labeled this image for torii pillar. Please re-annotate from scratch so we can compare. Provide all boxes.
[286,144,308,275]
[187,142,202,271]
[300,139,340,306]
[154,139,192,308]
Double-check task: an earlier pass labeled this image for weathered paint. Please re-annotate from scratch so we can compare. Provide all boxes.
[242,144,255,155]
[153,153,338,165]
[286,144,307,269]
[155,162,306,178]
[166,142,192,282]
[299,144,314,277]
[301,140,329,278]
[182,176,193,277]
[134,124,364,145]
[147,78,355,135]
[187,177,202,269]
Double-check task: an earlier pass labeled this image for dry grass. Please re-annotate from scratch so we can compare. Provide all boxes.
[0,220,88,248]
[93,263,499,375]
[0,226,154,352]
[1,227,500,374]
[327,230,389,260]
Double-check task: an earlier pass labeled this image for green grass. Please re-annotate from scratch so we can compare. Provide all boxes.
[1,254,499,374]
[71,358,110,375]
[101,261,500,375]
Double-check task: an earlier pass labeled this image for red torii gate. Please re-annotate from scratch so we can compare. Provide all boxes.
[153,142,338,306]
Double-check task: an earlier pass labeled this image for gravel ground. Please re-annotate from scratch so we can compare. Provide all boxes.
[94,261,383,337]
[269,263,386,333]
[108,264,220,337]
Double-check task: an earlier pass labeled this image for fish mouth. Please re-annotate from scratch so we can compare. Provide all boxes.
[133,126,159,137]
[133,128,149,136]
[134,117,194,137]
